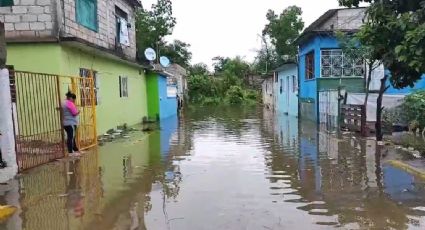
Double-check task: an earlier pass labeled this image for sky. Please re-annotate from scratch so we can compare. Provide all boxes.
[142,0,343,67]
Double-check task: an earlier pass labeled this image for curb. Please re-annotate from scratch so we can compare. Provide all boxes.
[386,160,425,180]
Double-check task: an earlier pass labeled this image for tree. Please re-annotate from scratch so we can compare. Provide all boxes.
[338,0,425,140]
[160,40,192,68]
[263,6,304,61]
[336,32,382,136]
[212,56,230,74]
[189,63,210,76]
[135,0,176,61]
[252,35,280,74]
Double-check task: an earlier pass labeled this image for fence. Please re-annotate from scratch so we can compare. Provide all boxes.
[9,69,97,171]
[318,90,343,130]
[341,104,366,135]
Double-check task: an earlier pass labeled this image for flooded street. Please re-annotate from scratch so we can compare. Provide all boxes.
[2,106,425,230]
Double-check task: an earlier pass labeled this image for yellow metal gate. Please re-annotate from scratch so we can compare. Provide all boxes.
[9,70,97,171]
[68,74,98,150]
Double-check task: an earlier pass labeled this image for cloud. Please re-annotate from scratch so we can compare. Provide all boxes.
[142,0,342,67]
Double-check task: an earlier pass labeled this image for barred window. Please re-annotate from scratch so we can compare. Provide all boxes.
[79,68,99,106]
[321,49,364,78]
[119,76,129,98]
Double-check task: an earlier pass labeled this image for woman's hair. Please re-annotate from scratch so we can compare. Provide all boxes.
[66,92,77,100]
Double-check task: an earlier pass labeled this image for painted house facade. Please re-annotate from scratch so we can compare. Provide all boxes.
[146,70,178,120]
[262,75,275,110]
[165,63,188,109]
[275,63,298,117]
[1,0,147,134]
[297,8,367,124]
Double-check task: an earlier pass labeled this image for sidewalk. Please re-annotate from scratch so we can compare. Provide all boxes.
[387,159,425,180]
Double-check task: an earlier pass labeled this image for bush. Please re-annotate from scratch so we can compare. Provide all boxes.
[225,86,245,104]
[402,90,425,131]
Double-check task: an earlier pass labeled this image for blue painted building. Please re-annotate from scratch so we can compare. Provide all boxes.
[274,63,299,117]
[297,8,367,123]
[147,71,178,120]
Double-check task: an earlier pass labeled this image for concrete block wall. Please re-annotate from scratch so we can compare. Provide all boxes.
[61,0,137,60]
[319,8,365,31]
[0,0,57,41]
[0,0,138,60]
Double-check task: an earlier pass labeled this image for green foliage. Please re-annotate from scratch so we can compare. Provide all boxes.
[338,0,425,89]
[402,90,425,129]
[159,40,192,68]
[225,86,245,104]
[187,57,259,106]
[135,0,191,67]
[252,36,281,74]
[263,6,304,61]
[135,0,176,57]
[189,63,210,76]
[212,56,230,73]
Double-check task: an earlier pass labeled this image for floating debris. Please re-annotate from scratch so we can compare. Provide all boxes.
[0,205,17,223]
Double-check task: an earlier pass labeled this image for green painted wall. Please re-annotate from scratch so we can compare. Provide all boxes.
[146,73,159,120]
[59,46,148,134]
[6,43,148,135]
[7,43,61,74]
[317,78,365,93]
[6,44,63,136]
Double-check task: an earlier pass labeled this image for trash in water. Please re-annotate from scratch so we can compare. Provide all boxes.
[0,205,17,223]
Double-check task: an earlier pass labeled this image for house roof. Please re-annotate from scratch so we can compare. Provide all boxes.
[296,7,366,44]
[274,62,297,72]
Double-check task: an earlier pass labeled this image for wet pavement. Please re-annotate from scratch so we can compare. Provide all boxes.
[1,106,425,229]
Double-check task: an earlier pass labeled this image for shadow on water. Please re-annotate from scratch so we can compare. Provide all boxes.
[1,106,425,229]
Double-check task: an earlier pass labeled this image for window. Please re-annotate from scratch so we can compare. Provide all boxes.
[292,75,297,92]
[0,0,13,7]
[119,76,128,98]
[280,79,283,94]
[167,77,177,98]
[79,68,100,106]
[305,52,315,80]
[115,6,130,46]
[76,0,98,31]
[321,49,364,78]
[0,0,13,6]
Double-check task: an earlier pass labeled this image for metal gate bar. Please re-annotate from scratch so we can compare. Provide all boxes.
[9,70,97,171]
[68,75,97,150]
[11,71,64,171]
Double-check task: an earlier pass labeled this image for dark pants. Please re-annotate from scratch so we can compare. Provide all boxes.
[64,125,79,153]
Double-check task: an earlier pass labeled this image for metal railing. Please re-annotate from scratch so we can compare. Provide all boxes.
[9,70,97,171]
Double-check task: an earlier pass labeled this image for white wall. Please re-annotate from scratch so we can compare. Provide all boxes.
[0,68,18,182]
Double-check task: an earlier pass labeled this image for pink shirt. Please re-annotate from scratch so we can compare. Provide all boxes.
[66,100,79,116]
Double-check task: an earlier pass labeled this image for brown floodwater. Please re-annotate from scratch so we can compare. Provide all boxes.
[1,106,425,230]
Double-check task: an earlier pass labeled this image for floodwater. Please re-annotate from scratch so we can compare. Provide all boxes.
[1,106,425,230]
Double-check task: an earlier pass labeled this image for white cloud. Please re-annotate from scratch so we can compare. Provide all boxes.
[142,0,344,67]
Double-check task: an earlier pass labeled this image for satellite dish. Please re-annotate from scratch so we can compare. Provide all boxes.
[160,56,170,68]
[144,48,156,61]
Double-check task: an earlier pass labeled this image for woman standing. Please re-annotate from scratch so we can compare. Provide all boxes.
[63,92,80,156]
